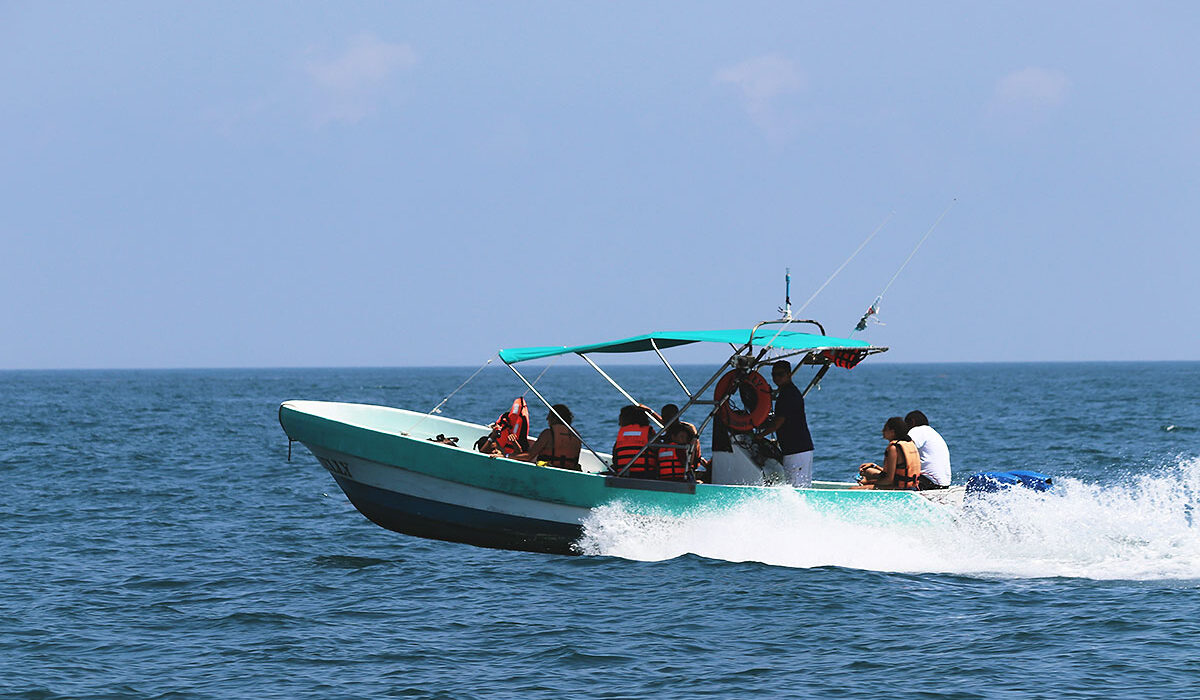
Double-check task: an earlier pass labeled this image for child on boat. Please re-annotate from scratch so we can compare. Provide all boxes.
[655,422,709,483]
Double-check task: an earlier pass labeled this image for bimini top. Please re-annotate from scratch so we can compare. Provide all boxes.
[499,328,884,364]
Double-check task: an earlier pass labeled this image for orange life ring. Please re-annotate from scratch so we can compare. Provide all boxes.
[714,369,772,433]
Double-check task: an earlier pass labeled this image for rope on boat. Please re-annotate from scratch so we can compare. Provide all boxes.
[429,358,493,415]
[522,356,558,398]
[403,357,494,436]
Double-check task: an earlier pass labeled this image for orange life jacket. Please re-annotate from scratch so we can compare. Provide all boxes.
[655,445,687,481]
[493,397,530,456]
[613,425,655,476]
[540,425,581,471]
[891,440,922,491]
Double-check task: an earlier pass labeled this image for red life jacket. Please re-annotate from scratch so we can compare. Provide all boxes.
[891,440,922,491]
[493,397,530,456]
[655,445,687,482]
[613,425,655,476]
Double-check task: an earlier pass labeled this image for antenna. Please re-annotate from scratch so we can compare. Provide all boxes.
[777,268,792,320]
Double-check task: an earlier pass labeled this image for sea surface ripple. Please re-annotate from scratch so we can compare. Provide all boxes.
[2,363,1199,698]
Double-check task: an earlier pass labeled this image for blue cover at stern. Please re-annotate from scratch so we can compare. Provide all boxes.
[965,470,1054,495]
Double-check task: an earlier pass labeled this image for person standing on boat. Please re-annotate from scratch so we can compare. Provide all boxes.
[905,410,951,489]
[520,404,583,471]
[756,360,814,487]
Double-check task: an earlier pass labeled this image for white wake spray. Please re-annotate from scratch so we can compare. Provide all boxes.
[577,457,1200,581]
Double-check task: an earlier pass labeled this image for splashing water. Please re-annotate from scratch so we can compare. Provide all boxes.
[578,457,1200,581]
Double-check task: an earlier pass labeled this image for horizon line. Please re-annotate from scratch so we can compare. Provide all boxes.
[1,358,1197,372]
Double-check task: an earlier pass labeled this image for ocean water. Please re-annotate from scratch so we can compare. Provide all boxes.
[2,362,1199,698]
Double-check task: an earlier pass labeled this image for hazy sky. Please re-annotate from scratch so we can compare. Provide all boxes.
[2,2,1197,368]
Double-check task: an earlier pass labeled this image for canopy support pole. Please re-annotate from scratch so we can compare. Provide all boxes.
[614,353,743,477]
[802,363,832,397]
[650,339,692,398]
[682,359,739,443]
[578,354,663,429]
[505,363,608,470]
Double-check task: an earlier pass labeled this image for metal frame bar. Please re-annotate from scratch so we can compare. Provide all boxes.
[749,318,827,355]
[651,338,692,398]
[505,362,608,470]
[577,354,663,429]
[802,363,832,397]
[692,345,771,438]
[612,350,747,477]
[500,322,889,478]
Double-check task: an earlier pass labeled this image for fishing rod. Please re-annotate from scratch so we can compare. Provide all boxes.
[853,199,956,333]
[796,211,894,316]
[762,211,895,352]
[802,199,957,397]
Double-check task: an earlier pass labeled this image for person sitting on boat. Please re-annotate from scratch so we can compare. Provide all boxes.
[660,403,704,467]
[611,404,656,478]
[905,410,951,490]
[520,404,582,471]
[754,360,814,487]
[856,416,921,490]
[475,397,531,457]
[641,403,704,468]
[656,422,709,483]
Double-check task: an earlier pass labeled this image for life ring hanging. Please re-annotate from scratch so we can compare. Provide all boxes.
[713,369,772,433]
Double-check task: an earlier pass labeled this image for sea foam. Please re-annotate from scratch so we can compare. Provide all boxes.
[577,457,1200,581]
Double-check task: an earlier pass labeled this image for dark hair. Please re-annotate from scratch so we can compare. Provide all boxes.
[884,416,910,441]
[772,360,792,373]
[550,404,573,425]
[660,404,679,423]
[672,423,697,440]
[905,410,929,428]
[618,404,650,427]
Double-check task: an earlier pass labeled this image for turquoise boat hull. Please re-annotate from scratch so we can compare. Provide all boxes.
[279,400,954,555]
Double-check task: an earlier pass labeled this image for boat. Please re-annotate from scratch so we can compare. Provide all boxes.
[279,318,970,555]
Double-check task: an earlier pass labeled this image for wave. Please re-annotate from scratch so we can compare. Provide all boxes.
[577,457,1200,581]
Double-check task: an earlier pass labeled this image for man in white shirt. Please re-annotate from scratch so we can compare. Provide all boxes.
[905,410,951,489]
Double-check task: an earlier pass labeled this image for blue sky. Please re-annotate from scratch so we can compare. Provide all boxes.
[2,2,1197,368]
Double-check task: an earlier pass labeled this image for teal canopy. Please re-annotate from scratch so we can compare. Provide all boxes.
[498,328,882,364]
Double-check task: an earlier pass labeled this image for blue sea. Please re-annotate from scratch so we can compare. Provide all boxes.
[3,362,1199,698]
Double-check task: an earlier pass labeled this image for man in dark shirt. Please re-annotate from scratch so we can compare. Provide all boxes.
[756,360,814,486]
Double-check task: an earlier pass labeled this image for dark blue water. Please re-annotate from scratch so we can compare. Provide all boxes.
[3,363,1199,698]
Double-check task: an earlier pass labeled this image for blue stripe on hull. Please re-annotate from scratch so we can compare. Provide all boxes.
[333,476,583,555]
